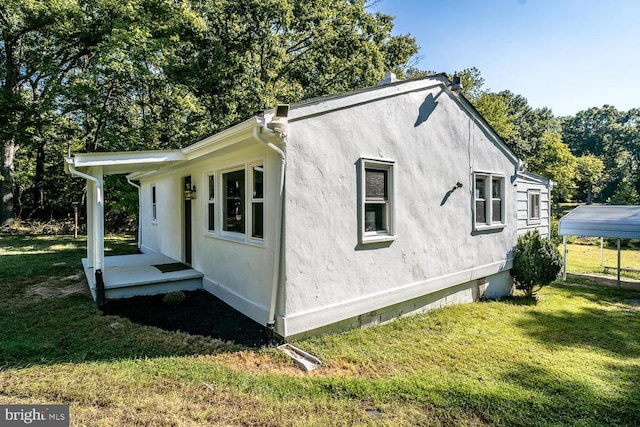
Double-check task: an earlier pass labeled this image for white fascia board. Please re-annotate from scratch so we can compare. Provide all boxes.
[287,74,520,168]
[517,171,552,186]
[181,117,261,160]
[288,75,450,122]
[449,91,520,167]
[70,150,185,167]
[67,150,186,176]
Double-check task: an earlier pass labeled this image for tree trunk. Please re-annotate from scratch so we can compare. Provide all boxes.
[1,141,17,225]
[32,139,47,218]
[586,188,593,205]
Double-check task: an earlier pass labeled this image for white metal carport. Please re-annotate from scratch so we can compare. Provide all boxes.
[558,205,640,288]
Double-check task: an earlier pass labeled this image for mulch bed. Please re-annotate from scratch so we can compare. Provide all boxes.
[101,290,268,347]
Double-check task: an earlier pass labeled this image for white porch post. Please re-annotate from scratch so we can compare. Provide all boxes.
[563,235,567,281]
[617,238,621,289]
[94,166,105,272]
[86,179,95,268]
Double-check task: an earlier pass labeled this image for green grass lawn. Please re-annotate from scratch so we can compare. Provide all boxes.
[1,234,639,426]
[563,238,640,280]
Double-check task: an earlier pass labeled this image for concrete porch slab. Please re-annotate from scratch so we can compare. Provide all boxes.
[82,252,203,300]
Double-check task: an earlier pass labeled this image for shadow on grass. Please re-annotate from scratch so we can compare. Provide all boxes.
[0,234,264,370]
[493,361,640,425]
[488,294,539,306]
[0,291,264,370]
[515,287,640,358]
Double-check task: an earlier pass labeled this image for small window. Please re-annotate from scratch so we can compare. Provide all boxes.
[492,177,502,222]
[529,191,540,222]
[251,164,264,239]
[359,158,395,244]
[475,177,486,224]
[474,173,505,230]
[207,174,215,232]
[223,169,245,234]
[151,185,157,222]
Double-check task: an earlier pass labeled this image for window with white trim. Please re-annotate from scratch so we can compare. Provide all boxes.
[216,160,265,243]
[207,174,215,232]
[529,190,540,222]
[151,185,157,222]
[359,158,395,243]
[223,168,245,234]
[474,173,505,230]
[251,164,264,239]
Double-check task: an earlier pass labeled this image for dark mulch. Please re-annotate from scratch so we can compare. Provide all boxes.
[101,290,268,347]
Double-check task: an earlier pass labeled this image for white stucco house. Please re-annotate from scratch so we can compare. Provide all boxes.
[65,73,552,339]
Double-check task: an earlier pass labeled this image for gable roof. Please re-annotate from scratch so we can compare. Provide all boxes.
[66,73,523,177]
[287,73,520,167]
[558,205,640,238]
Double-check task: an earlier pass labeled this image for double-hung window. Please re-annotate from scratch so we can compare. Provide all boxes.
[207,174,215,232]
[223,169,245,234]
[474,173,505,230]
[151,185,157,222]
[251,164,264,239]
[216,161,265,243]
[528,190,541,223]
[359,158,395,244]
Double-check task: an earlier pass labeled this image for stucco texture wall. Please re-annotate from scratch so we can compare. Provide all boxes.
[282,84,518,335]
[139,141,282,326]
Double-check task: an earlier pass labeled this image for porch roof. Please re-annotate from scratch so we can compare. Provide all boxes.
[65,150,186,175]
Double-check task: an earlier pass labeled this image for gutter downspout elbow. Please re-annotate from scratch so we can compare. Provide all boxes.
[67,160,106,307]
[252,127,286,338]
[126,176,142,251]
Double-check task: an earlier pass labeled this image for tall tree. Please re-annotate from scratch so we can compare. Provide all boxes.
[562,106,639,201]
[1,0,418,226]
[528,131,577,201]
[575,154,605,204]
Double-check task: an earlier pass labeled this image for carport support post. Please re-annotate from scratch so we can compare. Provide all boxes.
[617,238,621,289]
[562,235,567,281]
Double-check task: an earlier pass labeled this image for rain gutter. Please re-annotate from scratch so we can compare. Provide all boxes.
[66,160,106,306]
[252,126,286,337]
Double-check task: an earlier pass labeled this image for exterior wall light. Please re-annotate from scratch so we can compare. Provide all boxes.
[185,183,197,200]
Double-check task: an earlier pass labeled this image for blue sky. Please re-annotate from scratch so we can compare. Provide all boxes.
[373,0,640,116]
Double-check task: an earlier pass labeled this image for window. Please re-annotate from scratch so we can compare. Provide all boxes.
[207,174,215,232]
[474,173,505,230]
[529,191,541,222]
[251,164,264,239]
[359,158,395,244]
[214,160,266,244]
[492,177,502,223]
[223,169,245,233]
[151,185,157,222]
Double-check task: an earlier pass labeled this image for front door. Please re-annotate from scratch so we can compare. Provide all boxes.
[184,176,192,265]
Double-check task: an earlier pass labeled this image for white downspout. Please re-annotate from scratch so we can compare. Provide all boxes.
[67,162,104,269]
[252,126,286,335]
[126,176,142,250]
[67,161,106,305]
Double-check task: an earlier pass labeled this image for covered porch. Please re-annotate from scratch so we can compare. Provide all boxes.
[65,150,188,304]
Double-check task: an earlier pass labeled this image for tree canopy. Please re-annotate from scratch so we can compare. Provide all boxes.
[2,1,639,228]
[0,0,417,225]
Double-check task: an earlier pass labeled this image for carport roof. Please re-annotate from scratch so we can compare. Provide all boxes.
[558,205,640,239]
